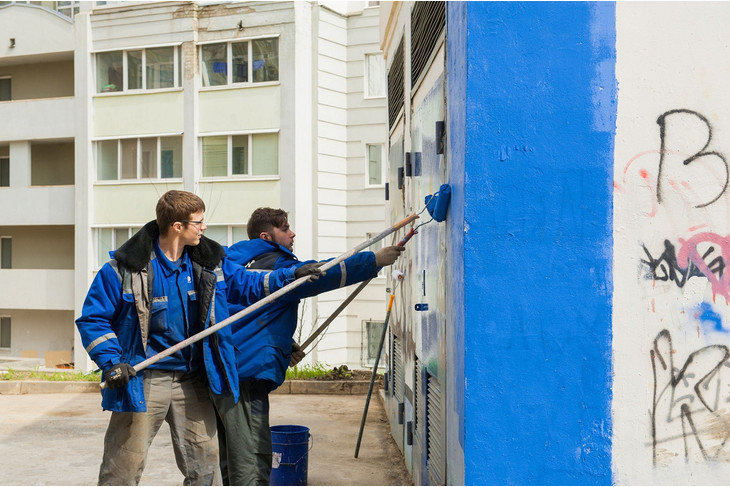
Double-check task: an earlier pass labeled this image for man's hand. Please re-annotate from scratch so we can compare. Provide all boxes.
[289,342,306,367]
[103,363,136,389]
[295,262,324,281]
[374,246,406,267]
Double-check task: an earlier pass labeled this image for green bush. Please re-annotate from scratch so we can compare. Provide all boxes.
[285,362,331,380]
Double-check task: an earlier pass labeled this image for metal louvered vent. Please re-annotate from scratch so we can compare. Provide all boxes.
[415,358,424,435]
[410,1,446,88]
[393,334,404,401]
[388,37,405,128]
[427,374,445,486]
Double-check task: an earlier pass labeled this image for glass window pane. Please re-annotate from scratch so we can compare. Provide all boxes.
[0,158,8,187]
[251,133,278,176]
[201,43,227,87]
[232,42,248,83]
[366,53,385,97]
[98,228,113,267]
[232,226,247,244]
[127,50,142,90]
[202,136,227,177]
[252,38,278,82]
[160,136,182,178]
[120,139,137,179]
[97,51,123,93]
[97,140,118,180]
[204,226,227,246]
[114,228,129,249]
[368,144,382,185]
[146,47,174,89]
[0,317,10,349]
[232,135,248,175]
[140,138,157,179]
[0,78,10,101]
[1,237,11,269]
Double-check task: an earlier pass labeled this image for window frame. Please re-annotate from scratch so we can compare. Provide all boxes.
[0,316,10,350]
[203,225,248,247]
[0,156,9,187]
[94,226,141,270]
[364,52,386,99]
[364,142,386,188]
[0,236,11,269]
[200,130,280,180]
[0,76,11,102]
[94,134,184,183]
[199,35,280,89]
[94,44,182,94]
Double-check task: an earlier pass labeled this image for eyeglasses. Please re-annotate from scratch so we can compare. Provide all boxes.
[179,220,205,227]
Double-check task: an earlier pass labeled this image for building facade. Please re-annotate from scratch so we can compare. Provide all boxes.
[380,1,730,485]
[0,1,388,372]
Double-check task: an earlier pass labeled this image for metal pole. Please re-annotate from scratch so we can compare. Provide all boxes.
[100,213,418,389]
[354,291,395,458]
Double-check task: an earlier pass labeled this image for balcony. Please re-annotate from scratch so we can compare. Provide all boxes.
[0,97,75,143]
[0,269,74,310]
[0,185,74,225]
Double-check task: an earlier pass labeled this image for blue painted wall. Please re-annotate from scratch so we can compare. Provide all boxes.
[450,2,616,484]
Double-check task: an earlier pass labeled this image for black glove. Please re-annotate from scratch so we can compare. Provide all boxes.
[289,342,306,367]
[294,262,324,281]
[103,363,136,389]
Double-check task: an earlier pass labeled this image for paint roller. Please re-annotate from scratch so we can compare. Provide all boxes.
[299,183,453,353]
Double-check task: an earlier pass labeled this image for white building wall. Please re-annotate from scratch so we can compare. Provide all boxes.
[614,2,730,484]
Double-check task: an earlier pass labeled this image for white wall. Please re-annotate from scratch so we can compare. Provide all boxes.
[614,2,730,484]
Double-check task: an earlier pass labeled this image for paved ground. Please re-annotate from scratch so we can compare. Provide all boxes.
[0,390,412,486]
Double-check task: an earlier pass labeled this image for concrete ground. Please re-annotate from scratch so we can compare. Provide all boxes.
[0,390,412,486]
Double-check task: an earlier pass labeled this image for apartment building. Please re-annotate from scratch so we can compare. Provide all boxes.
[0,0,388,372]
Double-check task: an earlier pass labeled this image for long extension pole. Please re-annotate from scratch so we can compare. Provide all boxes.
[100,213,418,389]
[354,286,397,458]
[300,226,419,352]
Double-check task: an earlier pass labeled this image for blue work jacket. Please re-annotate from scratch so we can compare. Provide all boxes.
[225,239,380,390]
[75,221,297,412]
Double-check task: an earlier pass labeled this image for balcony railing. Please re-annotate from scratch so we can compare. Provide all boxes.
[0,186,74,225]
[0,269,74,310]
[0,97,75,143]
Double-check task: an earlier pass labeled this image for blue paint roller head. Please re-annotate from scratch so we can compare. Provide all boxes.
[425,183,451,222]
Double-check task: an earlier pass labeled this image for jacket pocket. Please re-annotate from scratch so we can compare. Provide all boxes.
[149,298,168,333]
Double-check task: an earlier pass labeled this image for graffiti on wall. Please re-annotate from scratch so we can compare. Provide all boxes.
[651,329,730,465]
[629,109,730,466]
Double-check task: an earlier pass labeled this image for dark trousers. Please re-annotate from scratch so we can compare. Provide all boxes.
[212,380,272,486]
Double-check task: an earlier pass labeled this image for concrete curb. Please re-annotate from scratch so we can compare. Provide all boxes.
[0,379,380,395]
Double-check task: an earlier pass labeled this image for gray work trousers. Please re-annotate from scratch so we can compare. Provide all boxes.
[98,370,222,486]
[212,380,272,486]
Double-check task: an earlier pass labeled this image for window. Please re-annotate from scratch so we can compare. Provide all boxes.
[363,320,385,366]
[364,53,385,98]
[1,237,11,269]
[0,77,10,101]
[366,144,384,186]
[0,157,8,187]
[97,136,182,181]
[201,38,279,87]
[96,46,181,93]
[202,133,278,178]
[204,226,247,247]
[0,317,10,349]
[96,227,140,268]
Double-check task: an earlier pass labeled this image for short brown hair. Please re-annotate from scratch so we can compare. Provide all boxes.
[156,190,206,236]
[247,207,288,240]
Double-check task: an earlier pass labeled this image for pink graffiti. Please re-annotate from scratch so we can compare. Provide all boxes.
[678,232,730,300]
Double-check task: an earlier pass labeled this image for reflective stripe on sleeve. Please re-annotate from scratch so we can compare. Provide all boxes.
[264,272,271,296]
[339,261,347,288]
[85,332,117,354]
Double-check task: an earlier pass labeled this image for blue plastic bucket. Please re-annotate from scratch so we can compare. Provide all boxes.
[270,424,312,486]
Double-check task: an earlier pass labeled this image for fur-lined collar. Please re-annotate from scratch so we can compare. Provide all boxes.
[113,220,225,272]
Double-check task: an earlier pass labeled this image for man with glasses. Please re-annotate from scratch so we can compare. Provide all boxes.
[213,207,404,485]
[75,191,321,486]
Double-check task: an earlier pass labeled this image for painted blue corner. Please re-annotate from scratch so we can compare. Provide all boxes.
[451,2,616,484]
